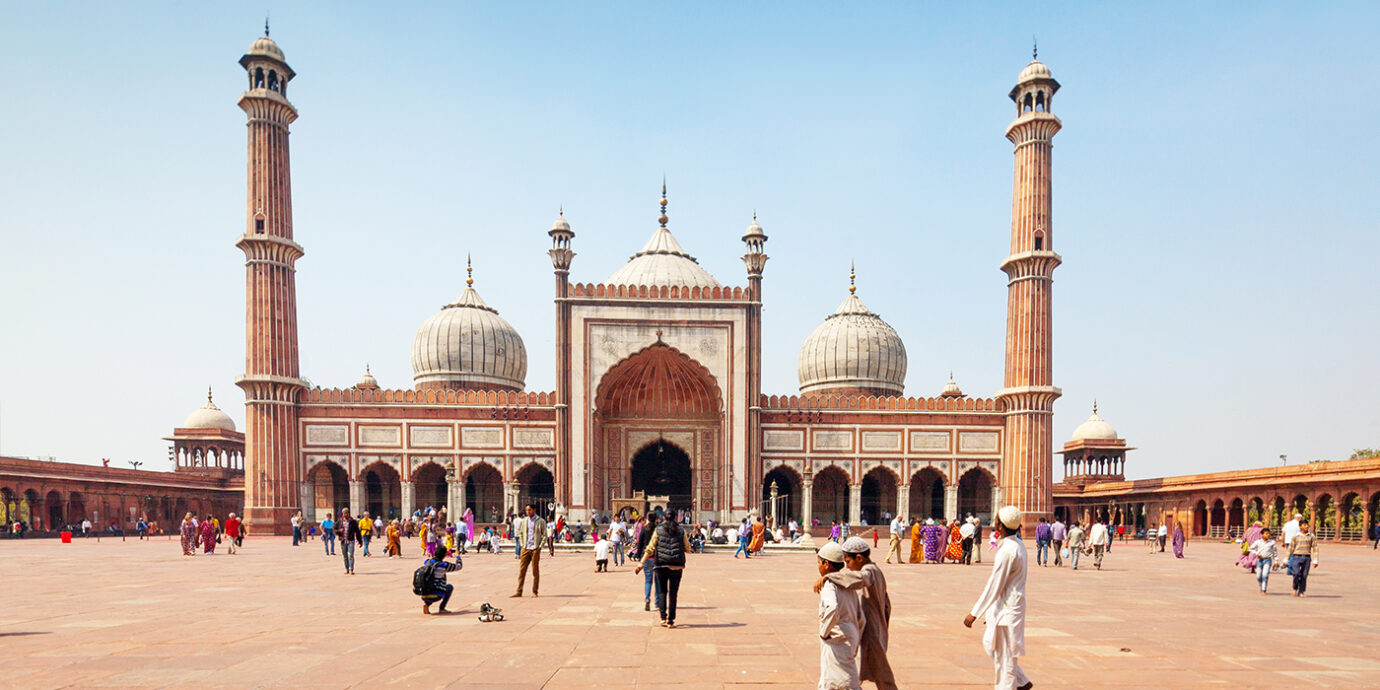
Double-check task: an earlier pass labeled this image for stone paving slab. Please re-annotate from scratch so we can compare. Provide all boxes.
[1,535,1378,688]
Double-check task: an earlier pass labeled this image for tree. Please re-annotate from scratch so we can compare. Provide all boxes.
[1349,448,1379,460]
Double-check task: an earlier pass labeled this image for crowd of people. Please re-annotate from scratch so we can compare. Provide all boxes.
[1235,513,1321,596]
[177,511,242,555]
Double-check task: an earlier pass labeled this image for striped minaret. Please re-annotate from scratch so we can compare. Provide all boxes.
[234,26,307,536]
[998,49,1063,534]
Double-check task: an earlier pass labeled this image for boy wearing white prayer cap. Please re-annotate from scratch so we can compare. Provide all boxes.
[815,541,864,690]
[964,506,1032,690]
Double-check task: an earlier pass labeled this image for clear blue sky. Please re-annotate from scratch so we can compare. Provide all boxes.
[1,3,1376,479]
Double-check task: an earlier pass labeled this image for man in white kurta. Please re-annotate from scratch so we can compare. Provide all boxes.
[816,541,865,690]
[965,505,1031,690]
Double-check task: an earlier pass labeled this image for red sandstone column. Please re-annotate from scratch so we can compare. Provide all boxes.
[742,216,768,521]
[234,31,306,536]
[548,213,575,513]
[998,55,1063,537]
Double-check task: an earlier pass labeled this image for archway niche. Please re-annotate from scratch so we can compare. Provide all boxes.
[761,465,802,524]
[412,462,448,515]
[1228,498,1245,537]
[908,467,945,520]
[811,466,849,525]
[516,463,555,518]
[1193,499,1208,537]
[1339,492,1363,540]
[70,492,87,524]
[630,440,694,515]
[465,463,503,523]
[46,490,64,528]
[860,466,898,526]
[363,462,401,520]
[1315,494,1335,539]
[957,468,994,524]
[311,461,349,521]
[1209,499,1226,537]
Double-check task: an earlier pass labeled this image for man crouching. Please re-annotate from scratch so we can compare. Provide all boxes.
[417,544,463,615]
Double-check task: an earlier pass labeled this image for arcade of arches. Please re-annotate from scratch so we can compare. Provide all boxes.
[757,463,997,530]
[0,456,241,533]
[1053,455,1380,543]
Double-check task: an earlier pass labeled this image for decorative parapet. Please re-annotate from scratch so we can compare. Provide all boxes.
[760,393,1000,412]
[301,387,556,406]
[566,282,754,301]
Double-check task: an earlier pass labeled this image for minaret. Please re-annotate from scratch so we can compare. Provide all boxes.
[234,25,307,535]
[741,212,768,505]
[997,47,1063,533]
[548,207,575,512]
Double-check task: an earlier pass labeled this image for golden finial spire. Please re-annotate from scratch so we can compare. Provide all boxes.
[265,14,270,37]
[1033,36,1037,60]
[849,261,856,294]
[658,178,668,228]
[365,363,371,375]
[1093,398,1098,414]
[559,204,564,216]
[466,254,474,287]
[207,385,213,403]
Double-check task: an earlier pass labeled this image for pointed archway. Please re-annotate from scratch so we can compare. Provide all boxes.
[592,341,722,518]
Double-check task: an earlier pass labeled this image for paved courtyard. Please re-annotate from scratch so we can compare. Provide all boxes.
[1,535,1378,688]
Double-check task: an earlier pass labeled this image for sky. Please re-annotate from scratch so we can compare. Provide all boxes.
[1,3,1376,480]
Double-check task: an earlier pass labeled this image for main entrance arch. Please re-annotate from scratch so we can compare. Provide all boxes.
[592,342,722,518]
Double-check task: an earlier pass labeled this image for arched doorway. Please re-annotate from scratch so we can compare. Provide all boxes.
[1270,496,1286,529]
[412,462,448,515]
[762,466,802,524]
[593,342,722,518]
[1209,499,1226,537]
[363,463,402,520]
[46,491,64,528]
[1193,499,1208,536]
[908,468,945,520]
[22,489,39,528]
[630,440,693,515]
[465,463,503,523]
[958,468,994,524]
[311,462,349,521]
[0,488,13,525]
[860,467,898,526]
[1340,492,1362,540]
[1290,495,1309,521]
[1246,497,1265,525]
[516,463,555,518]
[1227,498,1244,538]
[812,466,849,525]
[70,492,87,524]
[1315,494,1334,539]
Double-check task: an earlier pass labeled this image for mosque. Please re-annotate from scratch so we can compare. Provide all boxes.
[221,29,1067,536]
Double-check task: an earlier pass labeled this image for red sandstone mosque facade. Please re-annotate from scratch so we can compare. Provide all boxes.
[7,32,1375,543]
[225,32,1065,536]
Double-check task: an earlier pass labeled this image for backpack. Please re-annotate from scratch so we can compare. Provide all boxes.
[412,562,437,596]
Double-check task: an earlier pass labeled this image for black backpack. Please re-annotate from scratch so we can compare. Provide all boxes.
[412,562,436,596]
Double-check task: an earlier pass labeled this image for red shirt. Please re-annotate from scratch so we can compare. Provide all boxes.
[226,517,241,538]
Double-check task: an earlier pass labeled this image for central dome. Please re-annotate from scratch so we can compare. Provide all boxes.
[411,267,527,392]
[607,227,721,288]
[797,278,907,397]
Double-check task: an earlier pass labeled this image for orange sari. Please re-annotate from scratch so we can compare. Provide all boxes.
[749,521,765,552]
[908,523,923,563]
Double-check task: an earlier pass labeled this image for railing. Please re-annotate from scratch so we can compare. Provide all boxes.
[1338,527,1364,541]
[1315,526,1336,540]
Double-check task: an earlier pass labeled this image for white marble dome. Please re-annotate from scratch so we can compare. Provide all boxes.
[246,35,285,62]
[411,282,527,391]
[797,289,907,396]
[1071,404,1119,441]
[1017,58,1051,84]
[607,226,720,289]
[183,390,236,432]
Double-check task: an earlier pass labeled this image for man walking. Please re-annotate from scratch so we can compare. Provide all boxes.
[609,515,627,567]
[821,537,897,689]
[512,504,546,598]
[1034,517,1051,567]
[1050,516,1067,567]
[225,512,241,555]
[291,511,303,546]
[885,514,904,564]
[336,508,361,575]
[1156,521,1168,553]
[1088,519,1110,570]
[359,511,374,557]
[964,506,1031,690]
[960,516,976,565]
[321,512,336,556]
[1067,520,1086,570]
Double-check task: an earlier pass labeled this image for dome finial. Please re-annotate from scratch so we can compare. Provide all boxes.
[466,254,474,287]
[1093,398,1098,414]
[265,14,270,37]
[1032,36,1037,61]
[207,385,213,403]
[849,261,856,294]
[365,363,371,375]
[658,178,669,228]
[559,204,564,216]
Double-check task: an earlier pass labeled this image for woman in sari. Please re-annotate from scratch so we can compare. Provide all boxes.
[908,518,923,563]
[200,515,216,554]
[463,508,475,547]
[944,519,964,562]
[386,519,401,558]
[1236,522,1264,571]
[922,519,943,562]
[179,513,197,556]
[748,517,766,553]
[417,520,430,557]
[1172,521,1186,558]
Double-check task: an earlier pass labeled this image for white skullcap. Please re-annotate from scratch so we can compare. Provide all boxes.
[817,542,846,564]
[1293,513,1303,519]
[925,518,935,525]
[840,536,870,554]
[997,505,1022,530]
